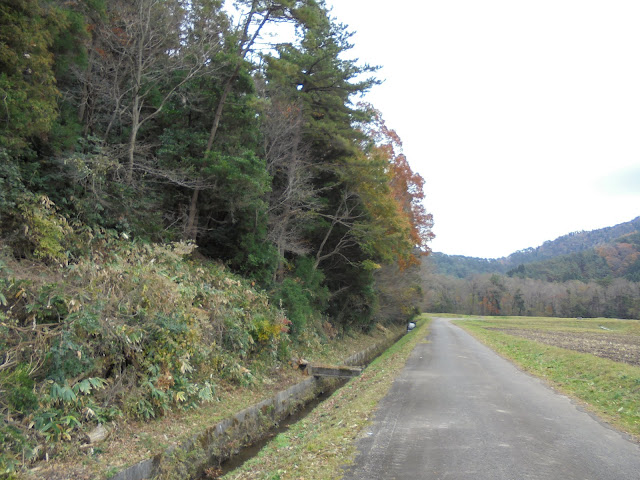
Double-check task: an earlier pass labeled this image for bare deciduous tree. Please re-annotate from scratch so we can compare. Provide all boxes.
[313,190,363,270]
[76,0,224,182]
[261,97,316,280]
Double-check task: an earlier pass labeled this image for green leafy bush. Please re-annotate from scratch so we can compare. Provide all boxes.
[273,258,329,336]
[0,158,75,264]
[4,366,38,414]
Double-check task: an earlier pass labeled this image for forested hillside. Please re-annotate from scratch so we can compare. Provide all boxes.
[428,217,640,279]
[506,216,640,266]
[421,220,640,319]
[506,232,640,283]
[0,0,433,474]
[427,252,509,278]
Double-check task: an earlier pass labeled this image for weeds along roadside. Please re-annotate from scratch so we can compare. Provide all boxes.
[455,317,640,440]
[222,314,432,480]
[0,233,406,478]
[0,237,283,477]
[16,324,403,480]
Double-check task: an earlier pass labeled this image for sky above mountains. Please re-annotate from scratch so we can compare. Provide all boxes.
[326,0,640,258]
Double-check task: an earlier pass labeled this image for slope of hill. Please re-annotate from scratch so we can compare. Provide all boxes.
[506,216,640,266]
[507,232,640,282]
[427,252,509,278]
[427,216,640,280]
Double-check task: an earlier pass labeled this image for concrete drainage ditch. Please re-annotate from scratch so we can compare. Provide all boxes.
[210,377,347,478]
[110,329,404,480]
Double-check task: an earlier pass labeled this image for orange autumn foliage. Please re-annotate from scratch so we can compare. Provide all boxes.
[360,105,434,268]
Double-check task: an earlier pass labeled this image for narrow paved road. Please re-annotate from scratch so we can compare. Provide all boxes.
[344,317,640,480]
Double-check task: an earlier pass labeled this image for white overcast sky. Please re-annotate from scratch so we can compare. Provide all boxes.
[325,0,640,258]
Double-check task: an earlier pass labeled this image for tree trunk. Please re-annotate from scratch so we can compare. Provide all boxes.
[126,95,140,184]
[126,27,145,183]
[206,66,240,152]
[78,41,97,135]
[185,67,241,239]
[184,187,199,241]
[273,243,285,283]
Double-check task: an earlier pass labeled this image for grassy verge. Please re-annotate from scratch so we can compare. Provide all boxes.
[454,316,640,439]
[222,315,432,480]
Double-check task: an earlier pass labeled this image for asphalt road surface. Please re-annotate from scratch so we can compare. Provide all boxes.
[344,317,640,480]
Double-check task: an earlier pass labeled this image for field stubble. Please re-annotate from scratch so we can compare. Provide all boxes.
[489,328,640,366]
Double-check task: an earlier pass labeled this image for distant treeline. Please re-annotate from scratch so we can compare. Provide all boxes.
[420,272,640,320]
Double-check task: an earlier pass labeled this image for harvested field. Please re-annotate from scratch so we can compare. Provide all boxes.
[493,328,640,366]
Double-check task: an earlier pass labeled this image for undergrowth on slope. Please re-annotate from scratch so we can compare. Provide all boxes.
[0,233,295,476]
[0,191,419,478]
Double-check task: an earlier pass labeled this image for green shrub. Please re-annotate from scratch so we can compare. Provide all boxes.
[46,330,95,383]
[0,422,34,477]
[273,258,329,336]
[4,365,38,414]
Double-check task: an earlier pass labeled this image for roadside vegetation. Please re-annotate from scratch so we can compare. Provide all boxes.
[19,319,403,480]
[1,1,432,477]
[222,315,431,480]
[453,315,640,439]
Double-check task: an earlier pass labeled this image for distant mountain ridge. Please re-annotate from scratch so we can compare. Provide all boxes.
[504,216,640,265]
[428,216,640,280]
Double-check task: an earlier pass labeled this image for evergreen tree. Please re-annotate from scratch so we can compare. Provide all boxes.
[0,0,65,153]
